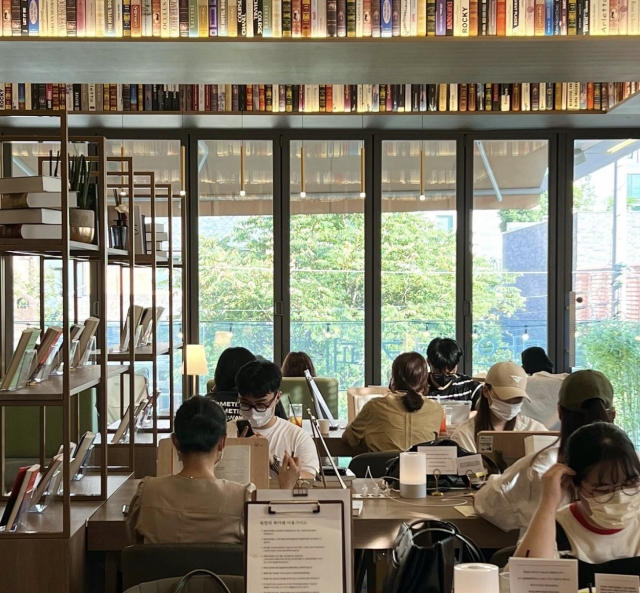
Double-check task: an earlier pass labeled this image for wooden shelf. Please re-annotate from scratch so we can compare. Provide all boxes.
[0,365,129,405]
[109,253,170,266]
[1,37,640,83]
[106,343,173,362]
[0,240,129,259]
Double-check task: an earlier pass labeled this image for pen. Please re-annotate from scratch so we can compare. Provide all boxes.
[588,583,593,593]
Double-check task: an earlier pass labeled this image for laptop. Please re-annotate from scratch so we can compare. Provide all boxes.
[442,400,472,425]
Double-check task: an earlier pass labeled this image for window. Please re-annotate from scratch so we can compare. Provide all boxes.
[380,140,457,382]
[471,140,549,374]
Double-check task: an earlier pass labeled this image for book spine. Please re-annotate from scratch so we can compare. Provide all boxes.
[363,0,371,32]
[106,0,114,32]
[567,0,575,30]
[178,0,187,30]
[13,0,23,33]
[445,0,452,31]
[435,0,444,31]
[400,0,407,33]
[2,0,11,34]
[534,0,543,31]
[282,0,291,32]
[301,0,309,33]
[160,0,168,32]
[187,0,195,33]
[346,0,354,32]
[197,0,206,34]
[426,0,435,30]
[619,0,627,31]
[168,0,177,32]
[417,0,425,31]
[630,0,638,31]
[262,0,270,33]
[208,0,216,31]
[122,0,130,33]
[327,0,336,32]
[391,0,399,32]
[77,0,85,32]
[380,0,390,33]
[609,0,618,31]
[115,0,121,33]
[290,0,299,33]
[496,0,504,32]
[544,0,552,30]
[28,0,38,34]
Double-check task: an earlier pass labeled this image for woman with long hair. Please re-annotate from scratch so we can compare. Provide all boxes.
[474,370,615,533]
[281,351,316,377]
[342,352,444,452]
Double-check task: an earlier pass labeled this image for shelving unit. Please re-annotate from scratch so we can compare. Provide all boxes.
[2,37,640,82]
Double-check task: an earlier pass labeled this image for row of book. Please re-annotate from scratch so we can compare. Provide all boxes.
[0,82,636,112]
[1,432,97,531]
[0,0,638,37]
[119,304,165,351]
[0,317,100,390]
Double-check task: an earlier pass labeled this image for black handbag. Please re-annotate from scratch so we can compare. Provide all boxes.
[383,520,484,593]
[384,438,501,491]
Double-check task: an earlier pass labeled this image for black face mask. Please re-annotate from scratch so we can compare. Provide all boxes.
[430,373,454,387]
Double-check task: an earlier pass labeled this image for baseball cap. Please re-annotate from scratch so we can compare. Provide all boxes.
[485,361,529,401]
[558,370,614,412]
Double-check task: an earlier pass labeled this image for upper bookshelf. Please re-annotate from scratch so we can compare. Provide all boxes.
[2,37,640,83]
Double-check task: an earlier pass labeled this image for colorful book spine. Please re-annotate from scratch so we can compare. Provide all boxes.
[380,0,391,33]
[435,0,444,31]
[208,0,216,32]
[327,0,336,33]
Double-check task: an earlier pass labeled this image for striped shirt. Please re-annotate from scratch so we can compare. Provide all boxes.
[427,374,483,407]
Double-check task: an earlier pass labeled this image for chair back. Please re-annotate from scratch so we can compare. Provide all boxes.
[280,377,339,419]
[347,386,389,423]
[124,572,244,593]
[121,543,244,591]
[206,378,215,393]
[348,451,400,478]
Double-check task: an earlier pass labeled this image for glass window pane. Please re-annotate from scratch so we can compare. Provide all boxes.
[198,140,274,390]
[472,140,549,374]
[289,140,365,418]
[573,139,640,445]
[381,140,457,383]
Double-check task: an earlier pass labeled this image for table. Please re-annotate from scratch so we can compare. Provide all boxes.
[87,477,518,592]
[302,419,355,457]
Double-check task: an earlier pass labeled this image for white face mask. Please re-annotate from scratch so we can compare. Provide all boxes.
[240,405,275,428]
[581,490,640,530]
[489,398,522,422]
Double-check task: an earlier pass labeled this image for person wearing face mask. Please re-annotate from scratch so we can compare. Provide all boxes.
[515,422,640,567]
[230,360,319,480]
[474,370,616,535]
[127,396,300,544]
[450,361,547,453]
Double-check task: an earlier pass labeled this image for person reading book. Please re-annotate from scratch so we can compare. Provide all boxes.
[127,396,300,544]
[228,360,319,479]
[515,422,640,565]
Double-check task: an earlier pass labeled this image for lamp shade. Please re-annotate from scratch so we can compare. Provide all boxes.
[182,344,208,376]
[399,452,427,499]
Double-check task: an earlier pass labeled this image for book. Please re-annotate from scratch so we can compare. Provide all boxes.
[0,191,77,209]
[29,326,63,379]
[68,431,96,479]
[0,208,62,225]
[31,454,63,503]
[120,305,144,351]
[0,327,40,391]
[1,464,40,531]
[72,316,99,366]
[0,175,62,195]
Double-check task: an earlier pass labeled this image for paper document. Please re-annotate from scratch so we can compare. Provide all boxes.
[417,446,458,474]
[595,573,640,593]
[216,445,251,484]
[246,501,345,593]
[509,558,578,593]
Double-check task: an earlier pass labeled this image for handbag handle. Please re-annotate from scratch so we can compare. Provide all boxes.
[173,570,232,593]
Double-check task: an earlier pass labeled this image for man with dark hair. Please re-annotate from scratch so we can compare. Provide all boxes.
[426,337,483,406]
[231,360,319,479]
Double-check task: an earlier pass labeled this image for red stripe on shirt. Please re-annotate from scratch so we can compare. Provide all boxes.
[569,502,623,535]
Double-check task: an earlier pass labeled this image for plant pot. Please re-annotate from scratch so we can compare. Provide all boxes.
[69,209,95,244]
[109,222,129,250]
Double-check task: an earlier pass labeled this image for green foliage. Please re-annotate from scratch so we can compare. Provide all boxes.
[199,211,526,397]
[579,321,640,445]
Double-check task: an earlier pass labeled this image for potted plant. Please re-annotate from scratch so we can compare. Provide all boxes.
[69,155,97,244]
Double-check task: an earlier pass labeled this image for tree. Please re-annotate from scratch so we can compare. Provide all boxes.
[199,211,526,414]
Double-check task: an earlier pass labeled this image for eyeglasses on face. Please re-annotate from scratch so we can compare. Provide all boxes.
[582,478,640,504]
[238,392,281,413]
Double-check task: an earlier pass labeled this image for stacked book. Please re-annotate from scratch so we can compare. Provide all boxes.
[0,81,636,113]
[145,221,169,257]
[0,176,76,240]
[0,0,634,37]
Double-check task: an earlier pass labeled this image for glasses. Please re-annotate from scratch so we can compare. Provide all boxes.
[238,392,280,413]
[583,478,640,504]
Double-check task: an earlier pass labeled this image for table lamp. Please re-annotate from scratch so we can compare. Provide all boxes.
[182,344,208,395]
[399,452,427,499]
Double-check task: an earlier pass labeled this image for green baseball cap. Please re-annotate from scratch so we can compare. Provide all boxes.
[558,370,614,412]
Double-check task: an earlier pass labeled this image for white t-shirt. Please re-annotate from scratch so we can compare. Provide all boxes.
[556,502,640,564]
[522,372,569,431]
[450,415,548,453]
[474,445,563,534]
[228,417,319,477]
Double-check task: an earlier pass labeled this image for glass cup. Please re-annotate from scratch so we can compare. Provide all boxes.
[499,572,510,593]
[444,406,453,426]
[288,403,303,427]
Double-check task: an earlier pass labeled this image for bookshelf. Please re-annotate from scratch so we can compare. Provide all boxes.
[2,37,640,83]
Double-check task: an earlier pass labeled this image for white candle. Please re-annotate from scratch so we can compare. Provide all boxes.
[399,452,427,499]
[454,563,499,593]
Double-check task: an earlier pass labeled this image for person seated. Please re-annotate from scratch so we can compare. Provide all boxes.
[208,346,286,421]
[342,352,444,453]
[520,346,569,430]
[450,361,547,453]
[281,351,316,377]
[426,337,483,407]
[474,370,615,534]
[229,360,319,479]
[515,422,640,564]
[127,396,300,544]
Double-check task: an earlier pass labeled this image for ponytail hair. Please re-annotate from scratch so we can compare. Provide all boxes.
[389,352,428,413]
